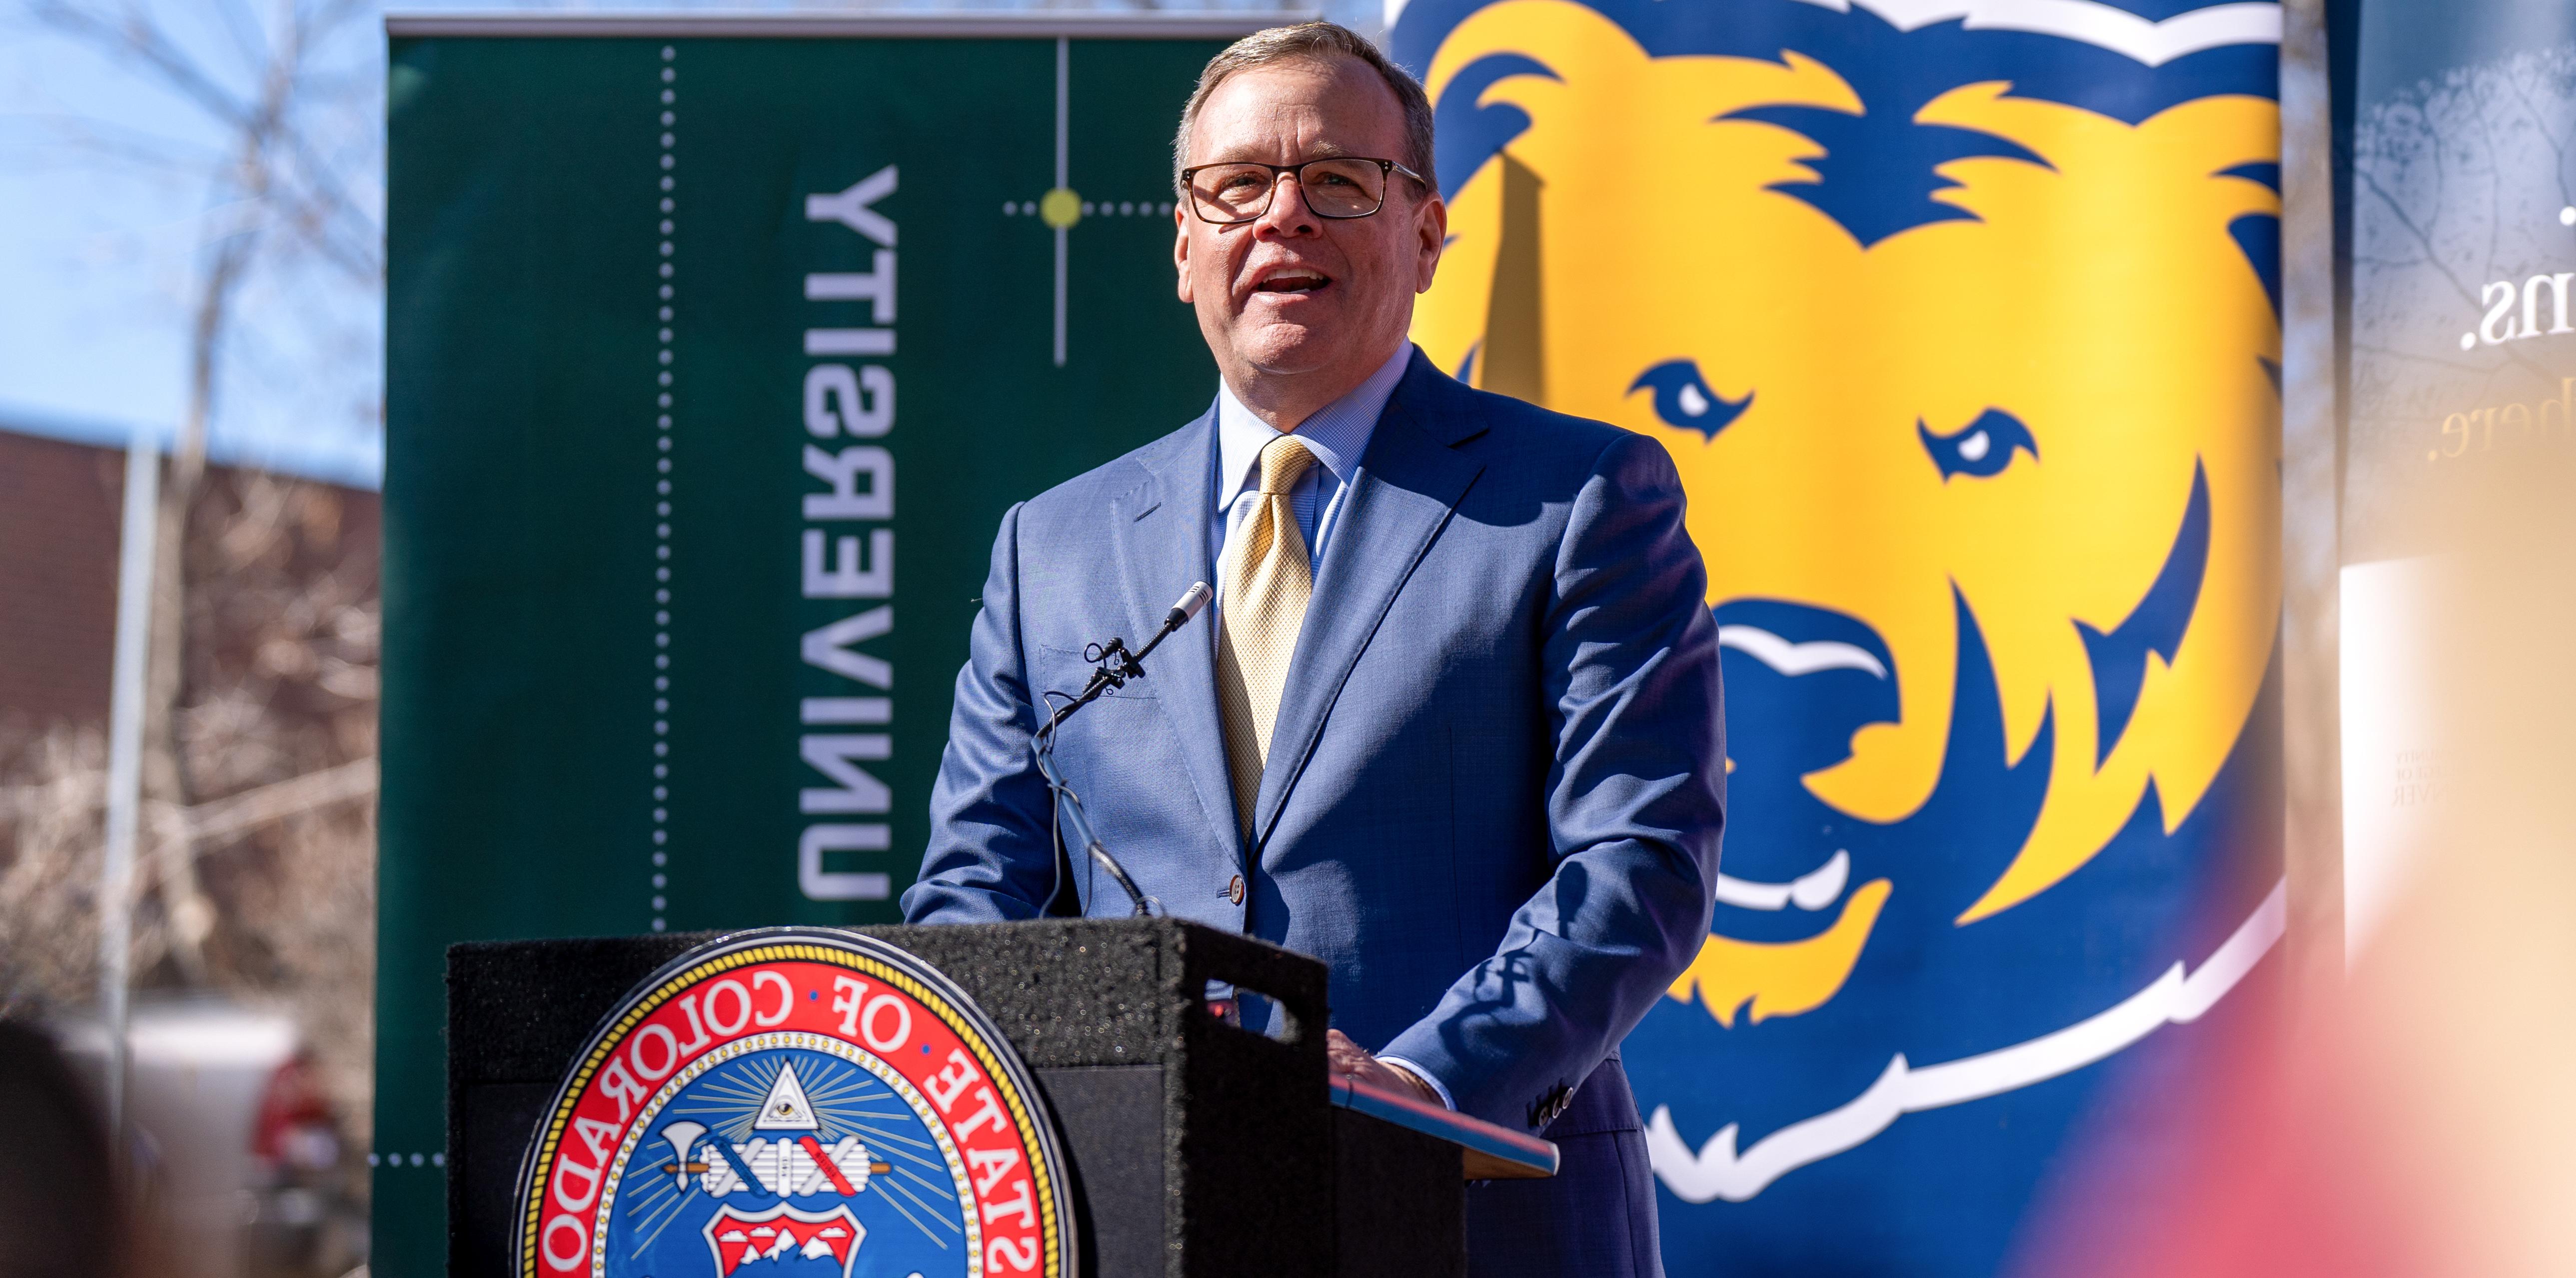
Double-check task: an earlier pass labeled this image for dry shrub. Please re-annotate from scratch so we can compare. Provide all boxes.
[0,464,381,1156]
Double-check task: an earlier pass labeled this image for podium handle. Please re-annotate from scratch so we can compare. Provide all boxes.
[1329,1075,1559,1180]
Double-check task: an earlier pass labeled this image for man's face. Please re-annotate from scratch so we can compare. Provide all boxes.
[1175,56,1446,386]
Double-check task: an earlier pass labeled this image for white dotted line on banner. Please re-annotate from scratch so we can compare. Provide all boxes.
[653,44,676,934]
[370,1150,446,1168]
[1002,198,1174,218]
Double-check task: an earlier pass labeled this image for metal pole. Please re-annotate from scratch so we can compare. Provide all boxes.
[100,428,159,1148]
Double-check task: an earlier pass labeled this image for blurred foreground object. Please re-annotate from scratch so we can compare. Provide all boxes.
[2020,454,2576,1278]
[0,1020,123,1277]
[0,423,379,1276]
[49,1000,367,1278]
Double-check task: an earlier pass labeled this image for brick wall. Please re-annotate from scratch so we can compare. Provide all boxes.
[0,428,382,731]
[0,432,122,726]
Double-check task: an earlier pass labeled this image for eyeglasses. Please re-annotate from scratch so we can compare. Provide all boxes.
[1177,157,1429,224]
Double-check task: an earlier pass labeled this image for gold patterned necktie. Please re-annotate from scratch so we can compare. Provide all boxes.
[1215,434,1319,830]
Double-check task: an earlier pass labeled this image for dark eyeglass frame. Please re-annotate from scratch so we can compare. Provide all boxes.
[1176,156,1432,225]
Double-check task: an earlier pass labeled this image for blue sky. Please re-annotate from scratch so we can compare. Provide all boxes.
[1,0,392,486]
[0,0,1336,491]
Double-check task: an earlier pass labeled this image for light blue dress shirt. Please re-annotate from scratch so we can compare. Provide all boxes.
[1206,344,1457,1110]
[1208,342,1413,589]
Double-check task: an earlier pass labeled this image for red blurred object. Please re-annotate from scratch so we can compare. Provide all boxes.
[251,1053,338,1172]
[2013,980,2437,1278]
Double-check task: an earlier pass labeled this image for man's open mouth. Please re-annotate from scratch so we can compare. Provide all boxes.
[1251,267,1330,294]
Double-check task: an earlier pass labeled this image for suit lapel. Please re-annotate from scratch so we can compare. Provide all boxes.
[1111,410,1245,868]
[1252,354,1489,847]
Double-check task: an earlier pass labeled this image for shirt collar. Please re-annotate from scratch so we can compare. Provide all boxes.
[1213,342,1412,510]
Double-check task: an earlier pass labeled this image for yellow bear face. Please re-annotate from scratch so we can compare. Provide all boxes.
[1414,0,2281,1018]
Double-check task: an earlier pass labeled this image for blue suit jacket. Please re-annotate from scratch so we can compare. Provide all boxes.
[904,351,1724,1269]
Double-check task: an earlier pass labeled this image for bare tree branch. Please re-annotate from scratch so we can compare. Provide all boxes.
[206,0,272,76]
[0,110,227,172]
[26,0,261,133]
[14,0,387,990]
[24,0,385,276]
[167,756,376,856]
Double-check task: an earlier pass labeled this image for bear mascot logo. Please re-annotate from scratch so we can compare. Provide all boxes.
[1392,0,2287,1270]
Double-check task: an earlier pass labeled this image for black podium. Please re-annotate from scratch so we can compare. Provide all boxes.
[445,918,1554,1278]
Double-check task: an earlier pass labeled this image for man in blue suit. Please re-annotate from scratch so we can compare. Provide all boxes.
[902,22,1724,1276]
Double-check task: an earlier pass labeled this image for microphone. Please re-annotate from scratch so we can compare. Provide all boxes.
[1134,582,1213,664]
[1034,583,1213,916]
[1042,582,1212,734]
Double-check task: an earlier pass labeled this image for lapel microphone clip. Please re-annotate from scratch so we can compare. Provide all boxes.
[1044,580,1214,734]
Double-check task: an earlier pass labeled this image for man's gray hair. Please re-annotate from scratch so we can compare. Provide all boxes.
[1171,22,1439,200]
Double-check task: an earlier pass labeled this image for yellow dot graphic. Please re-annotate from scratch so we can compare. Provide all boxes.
[1040,188,1083,228]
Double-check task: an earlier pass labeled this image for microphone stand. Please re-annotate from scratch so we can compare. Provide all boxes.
[1035,584,1211,918]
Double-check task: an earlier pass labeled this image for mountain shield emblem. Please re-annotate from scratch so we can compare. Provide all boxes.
[512,928,1074,1278]
[703,1202,863,1276]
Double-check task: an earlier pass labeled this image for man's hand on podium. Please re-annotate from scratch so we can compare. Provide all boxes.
[1326,1028,1441,1108]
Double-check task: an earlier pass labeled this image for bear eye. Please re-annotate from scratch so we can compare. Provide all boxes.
[1628,359,1752,440]
[1918,408,2038,479]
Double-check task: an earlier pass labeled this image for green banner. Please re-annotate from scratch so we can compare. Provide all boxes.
[378,18,1262,1268]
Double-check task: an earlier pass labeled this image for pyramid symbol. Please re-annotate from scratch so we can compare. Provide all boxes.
[752,1062,821,1131]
